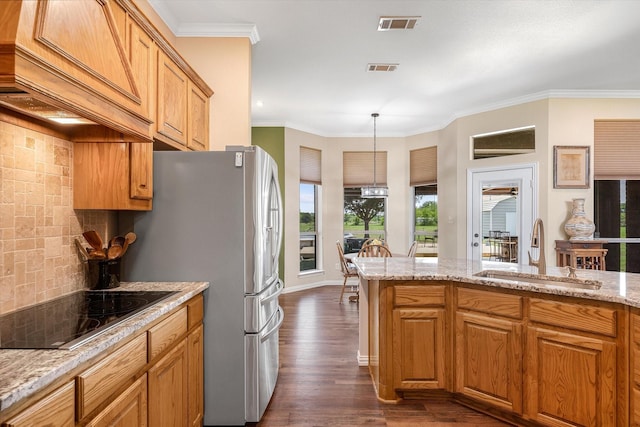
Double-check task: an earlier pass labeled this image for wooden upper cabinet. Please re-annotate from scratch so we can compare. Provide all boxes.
[128,18,156,123]
[130,142,153,200]
[156,50,189,147]
[74,142,153,210]
[187,81,210,151]
[0,0,152,140]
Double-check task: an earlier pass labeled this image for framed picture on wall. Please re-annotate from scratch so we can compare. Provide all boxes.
[553,145,590,189]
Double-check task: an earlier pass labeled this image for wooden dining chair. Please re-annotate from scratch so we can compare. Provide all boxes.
[407,240,418,257]
[357,243,392,257]
[336,241,359,303]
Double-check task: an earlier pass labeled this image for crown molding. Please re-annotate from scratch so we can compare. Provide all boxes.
[174,23,260,44]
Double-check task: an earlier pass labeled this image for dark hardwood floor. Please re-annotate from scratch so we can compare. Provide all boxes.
[254,286,512,426]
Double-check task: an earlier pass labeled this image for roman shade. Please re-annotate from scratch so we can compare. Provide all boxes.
[594,120,640,180]
[343,151,387,187]
[300,146,322,185]
[410,146,437,186]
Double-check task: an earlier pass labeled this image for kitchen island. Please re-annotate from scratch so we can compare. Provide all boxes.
[352,257,640,426]
[0,281,208,426]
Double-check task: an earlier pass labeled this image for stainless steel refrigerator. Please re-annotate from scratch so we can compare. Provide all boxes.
[120,146,283,426]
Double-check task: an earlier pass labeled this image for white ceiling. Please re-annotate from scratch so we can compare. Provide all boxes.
[148,0,640,137]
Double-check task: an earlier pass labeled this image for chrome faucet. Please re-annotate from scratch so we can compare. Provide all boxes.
[528,218,546,275]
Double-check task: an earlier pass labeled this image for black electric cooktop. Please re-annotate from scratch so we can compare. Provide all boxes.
[0,290,177,350]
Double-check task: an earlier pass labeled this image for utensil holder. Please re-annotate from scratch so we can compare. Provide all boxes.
[87,258,121,289]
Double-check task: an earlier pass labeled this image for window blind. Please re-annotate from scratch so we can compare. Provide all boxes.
[410,146,437,186]
[300,146,321,185]
[343,151,387,187]
[594,120,640,179]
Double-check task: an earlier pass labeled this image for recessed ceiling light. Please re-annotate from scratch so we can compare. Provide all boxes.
[256,100,264,107]
[367,63,399,72]
[378,16,421,31]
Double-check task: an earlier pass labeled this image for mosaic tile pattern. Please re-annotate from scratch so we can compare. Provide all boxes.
[0,120,113,314]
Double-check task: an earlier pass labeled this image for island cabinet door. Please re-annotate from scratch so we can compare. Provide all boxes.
[525,326,616,427]
[392,308,446,391]
[631,313,640,425]
[454,312,523,414]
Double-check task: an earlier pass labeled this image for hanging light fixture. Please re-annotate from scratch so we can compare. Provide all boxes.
[361,113,389,198]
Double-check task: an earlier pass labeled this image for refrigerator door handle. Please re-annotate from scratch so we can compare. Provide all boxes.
[261,279,283,306]
[260,306,284,343]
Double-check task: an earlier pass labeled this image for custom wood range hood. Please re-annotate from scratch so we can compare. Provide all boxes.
[0,0,152,142]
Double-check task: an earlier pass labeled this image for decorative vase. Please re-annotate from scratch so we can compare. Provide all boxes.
[563,198,595,240]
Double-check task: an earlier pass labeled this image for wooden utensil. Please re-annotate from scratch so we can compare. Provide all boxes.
[107,235,126,260]
[125,232,137,245]
[83,230,105,258]
[107,245,123,259]
[120,235,132,257]
[74,238,90,260]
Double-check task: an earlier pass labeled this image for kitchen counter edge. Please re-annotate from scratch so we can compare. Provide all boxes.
[0,281,209,412]
[352,257,640,308]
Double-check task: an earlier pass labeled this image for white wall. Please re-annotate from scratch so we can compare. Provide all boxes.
[283,128,409,290]
[176,37,252,149]
[546,98,640,242]
[444,99,550,258]
[281,97,640,290]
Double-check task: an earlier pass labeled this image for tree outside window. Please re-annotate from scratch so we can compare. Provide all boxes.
[343,187,385,253]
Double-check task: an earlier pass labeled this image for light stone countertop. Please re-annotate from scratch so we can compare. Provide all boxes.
[352,257,640,308]
[0,281,209,413]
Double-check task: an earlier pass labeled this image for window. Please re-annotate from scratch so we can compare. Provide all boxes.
[410,146,438,256]
[593,120,640,273]
[300,147,321,272]
[342,151,388,253]
[343,188,386,253]
[472,126,535,159]
[413,185,438,256]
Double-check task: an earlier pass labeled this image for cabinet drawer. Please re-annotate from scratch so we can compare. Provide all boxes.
[2,381,75,427]
[148,307,187,360]
[457,287,523,319]
[529,298,617,337]
[394,285,445,307]
[76,334,147,420]
[187,294,204,329]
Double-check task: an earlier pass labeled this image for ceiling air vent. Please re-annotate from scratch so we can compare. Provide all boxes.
[378,16,421,31]
[367,63,399,72]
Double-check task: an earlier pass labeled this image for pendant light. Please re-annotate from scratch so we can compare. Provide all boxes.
[361,113,389,198]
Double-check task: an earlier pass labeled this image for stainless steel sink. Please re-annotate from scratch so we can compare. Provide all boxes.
[473,270,602,290]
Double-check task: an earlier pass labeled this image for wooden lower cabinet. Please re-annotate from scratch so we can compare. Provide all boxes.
[187,324,204,427]
[148,339,189,427]
[525,326,617,426]
[371,282,448,401]
[371,281,628,426]
[455,312,522,414]
[392,308,446,391]
[0,295,205,427]
[628,312,640,426]
[2,381,75,427]
[85,374,147,427]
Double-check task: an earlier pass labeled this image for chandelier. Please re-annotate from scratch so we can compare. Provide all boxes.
[361,113,389,198]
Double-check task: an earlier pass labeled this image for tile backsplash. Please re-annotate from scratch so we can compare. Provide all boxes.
[0,120,114,314]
